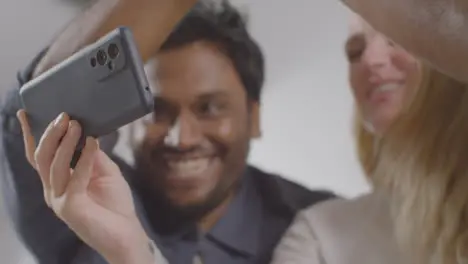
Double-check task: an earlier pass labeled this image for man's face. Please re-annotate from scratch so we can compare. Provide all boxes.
[135,41,260,214]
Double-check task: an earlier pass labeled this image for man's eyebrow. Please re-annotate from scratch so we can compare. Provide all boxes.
[196,91,230,101]
[153,97,175,108]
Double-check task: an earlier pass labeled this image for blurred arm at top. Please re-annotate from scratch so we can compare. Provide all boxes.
[0,0,196,263]
[342,0,468,83]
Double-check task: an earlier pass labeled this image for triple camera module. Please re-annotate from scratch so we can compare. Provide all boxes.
[90,43,120,70]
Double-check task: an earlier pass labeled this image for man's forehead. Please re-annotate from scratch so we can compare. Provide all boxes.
[145,43,232,77]
[144,58,161,95]
[144,56,237,98]
[144,58,159,82]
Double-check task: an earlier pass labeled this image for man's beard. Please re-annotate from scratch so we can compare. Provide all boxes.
[131,143,249,232]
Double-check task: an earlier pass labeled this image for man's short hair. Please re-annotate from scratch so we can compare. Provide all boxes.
[161,0,265,102]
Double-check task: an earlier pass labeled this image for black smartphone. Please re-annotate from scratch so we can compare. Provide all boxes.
[20,27,154,166]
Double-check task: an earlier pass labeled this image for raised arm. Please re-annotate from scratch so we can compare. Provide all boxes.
[0,0,196,263]
[341,0,468,83]
[33,0,196,78]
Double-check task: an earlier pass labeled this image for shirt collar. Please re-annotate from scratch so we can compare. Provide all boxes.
[134,167,263,256]
[206,169,263,257]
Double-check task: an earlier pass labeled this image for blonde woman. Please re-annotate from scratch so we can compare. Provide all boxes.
[271,0,468,262]
[371,66,468,263]
[270,16,419,264]
[274,62,468,264]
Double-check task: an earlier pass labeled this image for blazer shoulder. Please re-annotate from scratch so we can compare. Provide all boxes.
[248,165,338,214]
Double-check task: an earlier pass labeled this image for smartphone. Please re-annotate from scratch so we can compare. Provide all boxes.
[20,27,154,165]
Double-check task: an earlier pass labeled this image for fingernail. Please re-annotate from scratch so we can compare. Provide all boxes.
[16,110,25,123]
[54,113,65,127]
[68,121,74,132]
[87,137,99,150]
[16,112,23,125]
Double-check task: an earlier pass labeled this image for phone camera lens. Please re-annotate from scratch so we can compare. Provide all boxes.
[90,57,97,67]
[108,43,120,59]
[96,50,107,65]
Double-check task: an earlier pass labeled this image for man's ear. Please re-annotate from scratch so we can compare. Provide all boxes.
[249,102,261,139]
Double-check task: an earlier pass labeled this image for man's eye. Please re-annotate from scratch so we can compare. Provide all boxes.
[198,102,225,117]
[152,101,175,123]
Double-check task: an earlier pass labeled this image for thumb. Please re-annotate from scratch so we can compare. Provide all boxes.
[69,137,98,193]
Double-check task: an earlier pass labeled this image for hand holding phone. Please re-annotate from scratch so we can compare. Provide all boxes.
[16,108,156,264]
[20,27,154,165]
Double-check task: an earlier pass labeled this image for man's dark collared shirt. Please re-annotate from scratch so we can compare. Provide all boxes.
[139,171,266,264]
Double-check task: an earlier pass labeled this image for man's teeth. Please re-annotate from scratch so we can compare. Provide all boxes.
[168,158,210,176]
[376,83,400,92]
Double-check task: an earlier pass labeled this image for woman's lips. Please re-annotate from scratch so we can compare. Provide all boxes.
[369,83,401,104]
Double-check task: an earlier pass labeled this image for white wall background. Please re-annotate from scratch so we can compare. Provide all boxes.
[0,0,370,263]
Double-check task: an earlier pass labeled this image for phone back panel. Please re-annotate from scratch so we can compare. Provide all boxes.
[20,27,154,145]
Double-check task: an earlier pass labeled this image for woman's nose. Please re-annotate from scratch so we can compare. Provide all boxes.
[362,40,391,71]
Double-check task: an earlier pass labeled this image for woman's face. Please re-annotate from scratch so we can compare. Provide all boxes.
[346,17,418,134]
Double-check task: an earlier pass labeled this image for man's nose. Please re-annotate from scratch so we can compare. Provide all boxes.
[165,112,203,149]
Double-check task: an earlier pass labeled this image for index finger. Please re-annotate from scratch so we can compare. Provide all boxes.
[17,110,37,169]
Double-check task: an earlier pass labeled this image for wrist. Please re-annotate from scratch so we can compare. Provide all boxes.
[103,223,155,264]
[113,0,198,62]
[106,242,155,264]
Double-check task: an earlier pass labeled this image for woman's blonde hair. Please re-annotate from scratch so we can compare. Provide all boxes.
[374,63,468,263]
[354,112,377,177]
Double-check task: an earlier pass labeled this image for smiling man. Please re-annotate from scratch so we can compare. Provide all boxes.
[134,33,267,231]
[134,40,261,229]
[0,1,335,264]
